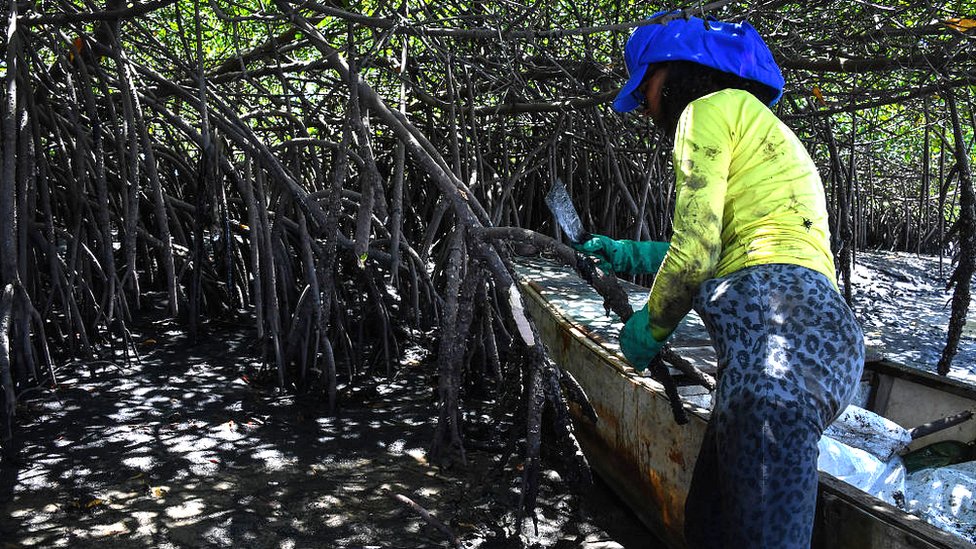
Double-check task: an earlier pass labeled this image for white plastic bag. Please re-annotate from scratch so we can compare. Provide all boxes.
[905,460,976,543]
[817,435,907,507]
[824,404,912,461]
[867,456,908,508]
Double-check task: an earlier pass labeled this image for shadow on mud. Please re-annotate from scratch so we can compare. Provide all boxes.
[0,315,658,548]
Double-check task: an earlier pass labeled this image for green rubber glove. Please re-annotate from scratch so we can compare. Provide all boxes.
[619,304,666,371]
[572,234,670,274]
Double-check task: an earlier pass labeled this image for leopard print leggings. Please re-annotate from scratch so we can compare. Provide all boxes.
[683,264,864,548]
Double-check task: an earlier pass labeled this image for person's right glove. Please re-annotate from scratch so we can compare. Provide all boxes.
[572,234,670,274]
[619,304,667,371]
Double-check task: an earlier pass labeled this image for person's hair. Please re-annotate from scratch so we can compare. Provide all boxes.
[657,61,778,135]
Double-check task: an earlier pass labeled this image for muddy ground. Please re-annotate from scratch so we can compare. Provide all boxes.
[4,249,974,549]
[0,310,660,548]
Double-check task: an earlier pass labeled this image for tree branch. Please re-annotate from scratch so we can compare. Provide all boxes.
[23,0,178,25]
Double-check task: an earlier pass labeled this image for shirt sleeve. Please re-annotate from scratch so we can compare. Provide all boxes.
[646,97,732,341]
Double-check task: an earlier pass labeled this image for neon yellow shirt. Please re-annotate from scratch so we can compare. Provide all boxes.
[646,88,836,341]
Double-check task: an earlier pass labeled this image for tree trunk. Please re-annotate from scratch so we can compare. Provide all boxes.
[937,90,976,376]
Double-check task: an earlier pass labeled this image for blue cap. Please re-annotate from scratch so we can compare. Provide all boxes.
[613,13,785,112]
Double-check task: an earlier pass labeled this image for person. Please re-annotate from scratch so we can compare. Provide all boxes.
[574,13,865,549]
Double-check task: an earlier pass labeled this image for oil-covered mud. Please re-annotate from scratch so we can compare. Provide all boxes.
[8,250,966,548]
[851,250,976,382]
[0,314,659,548]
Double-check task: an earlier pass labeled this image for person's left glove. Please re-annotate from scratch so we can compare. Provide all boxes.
[619,304,666,371]
[572,235,669,275]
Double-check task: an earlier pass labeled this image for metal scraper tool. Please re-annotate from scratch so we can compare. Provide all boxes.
[545,178,590,244]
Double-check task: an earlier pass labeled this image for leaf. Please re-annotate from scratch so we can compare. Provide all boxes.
[945,17,976,32]
[85,498,104,509]
[69,36,85,63]
[812,85,827,106]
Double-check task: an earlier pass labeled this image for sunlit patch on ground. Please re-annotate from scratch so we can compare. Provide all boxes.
[850,250,976,382]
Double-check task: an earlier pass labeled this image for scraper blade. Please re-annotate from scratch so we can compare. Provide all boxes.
[544,178,589,244]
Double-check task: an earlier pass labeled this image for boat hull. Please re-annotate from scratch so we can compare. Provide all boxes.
[517,259,974,549]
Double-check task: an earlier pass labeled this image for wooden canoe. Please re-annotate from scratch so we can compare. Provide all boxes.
[514,258,976,549]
